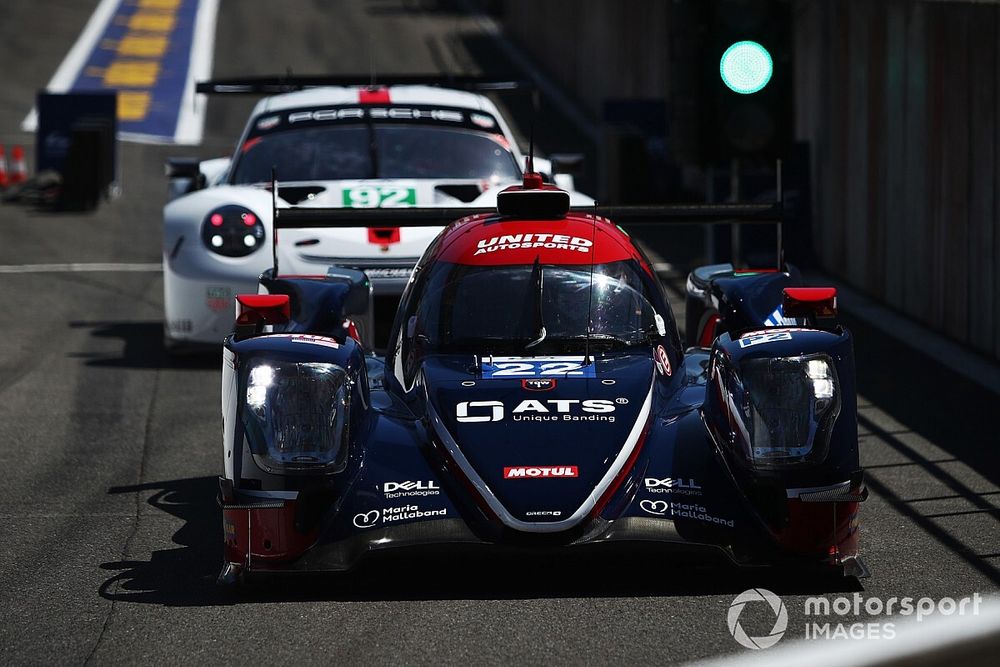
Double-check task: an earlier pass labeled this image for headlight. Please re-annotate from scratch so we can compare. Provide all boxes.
[202,205,265,257]
[241,360,351,473]
[732,354,841,466]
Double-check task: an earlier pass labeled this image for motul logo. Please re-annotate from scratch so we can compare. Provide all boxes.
[504,466,579,479]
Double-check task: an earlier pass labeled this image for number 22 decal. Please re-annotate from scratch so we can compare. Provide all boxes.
[491,361,585,376]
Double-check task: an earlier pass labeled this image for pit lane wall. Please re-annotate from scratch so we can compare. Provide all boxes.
[499,0,1000,361]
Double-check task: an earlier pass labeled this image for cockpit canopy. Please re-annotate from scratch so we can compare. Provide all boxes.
[389,240,681,391]
[409,260,662,356]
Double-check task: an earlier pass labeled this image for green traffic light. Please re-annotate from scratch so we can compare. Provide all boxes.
[720,40,773,94]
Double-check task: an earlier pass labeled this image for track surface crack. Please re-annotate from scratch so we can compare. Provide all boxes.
[84,368,161,665]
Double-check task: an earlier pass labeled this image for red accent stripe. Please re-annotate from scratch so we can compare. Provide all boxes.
[358,87,391,104]
[241,136,263,154]
[346,319,361,343]
[591,416,652,518]
[368,227,401,245]
[430,435,499,522]
[774,499,860,558]
[698,313,720,347]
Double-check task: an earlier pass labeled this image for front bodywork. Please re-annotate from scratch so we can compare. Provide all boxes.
[217,206,866,580]
[221,343,863,576]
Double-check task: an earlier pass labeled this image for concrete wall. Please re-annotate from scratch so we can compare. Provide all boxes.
[501,0,671,117]
[795,0,1000,359]
[501,0,1000,359]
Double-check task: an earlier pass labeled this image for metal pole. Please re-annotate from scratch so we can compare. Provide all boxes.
[705,166,715,264]
[776,158,783,270]
[729,157,741,268]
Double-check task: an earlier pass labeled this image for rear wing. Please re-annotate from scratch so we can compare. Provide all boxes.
[270,201,783,276]
[195,75,533,96]
[273,203,780,227]
[267,145,784,277]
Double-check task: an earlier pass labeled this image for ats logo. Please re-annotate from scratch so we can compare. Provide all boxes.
[456,399,617,423]
[504,466,579,479]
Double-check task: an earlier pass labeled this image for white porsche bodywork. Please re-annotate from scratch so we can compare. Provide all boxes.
[163,84,592,349]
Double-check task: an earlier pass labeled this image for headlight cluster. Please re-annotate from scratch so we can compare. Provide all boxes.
[724,354,841,467]
[201,205,265,257]
[242,360,350,473]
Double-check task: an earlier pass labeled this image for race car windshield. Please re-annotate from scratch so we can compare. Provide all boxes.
[231,126,521,184]
[409,261,662,355]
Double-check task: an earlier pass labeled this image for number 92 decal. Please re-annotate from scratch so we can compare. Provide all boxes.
[342,185,417,208]
[480,356,595,378]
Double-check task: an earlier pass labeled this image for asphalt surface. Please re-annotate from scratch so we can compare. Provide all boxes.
[1,1,999,665]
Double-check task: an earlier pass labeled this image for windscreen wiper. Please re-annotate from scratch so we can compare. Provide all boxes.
[524,257,547,351]
[560,333,633,348]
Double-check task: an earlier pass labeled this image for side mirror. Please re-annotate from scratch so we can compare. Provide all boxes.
[783,287,837,319]
[165,157,206,193]
[166,157,201,179]
[549,153,584,176]
[325,267,371,317]
[234,294,290,339]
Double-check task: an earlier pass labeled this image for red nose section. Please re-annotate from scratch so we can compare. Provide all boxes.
[438,216,642,267]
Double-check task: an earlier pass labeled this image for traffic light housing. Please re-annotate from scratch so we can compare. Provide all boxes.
[701,0,793,161]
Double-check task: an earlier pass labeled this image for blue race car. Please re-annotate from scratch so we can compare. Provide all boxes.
[216,172,868,584]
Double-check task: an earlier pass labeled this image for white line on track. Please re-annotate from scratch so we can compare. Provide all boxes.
[0,263,162,274]
[175,0,221,145]
[21,0,221,145]
[20,0,121,133]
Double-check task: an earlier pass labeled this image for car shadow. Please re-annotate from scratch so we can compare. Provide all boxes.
[839,310,1000,587]
[99,477,226,606]
[365,0,472,17]
[98,476,861,608]
[68,320,219,370]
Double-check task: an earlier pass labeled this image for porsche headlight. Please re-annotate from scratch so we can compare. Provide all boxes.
[202,205,265,257]
[736,354,841,466]
[242,360,350,473]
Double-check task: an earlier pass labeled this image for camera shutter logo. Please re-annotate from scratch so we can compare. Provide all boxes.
[727,588,788,649]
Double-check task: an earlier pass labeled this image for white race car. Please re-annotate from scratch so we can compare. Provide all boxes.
[163,76,590,352]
